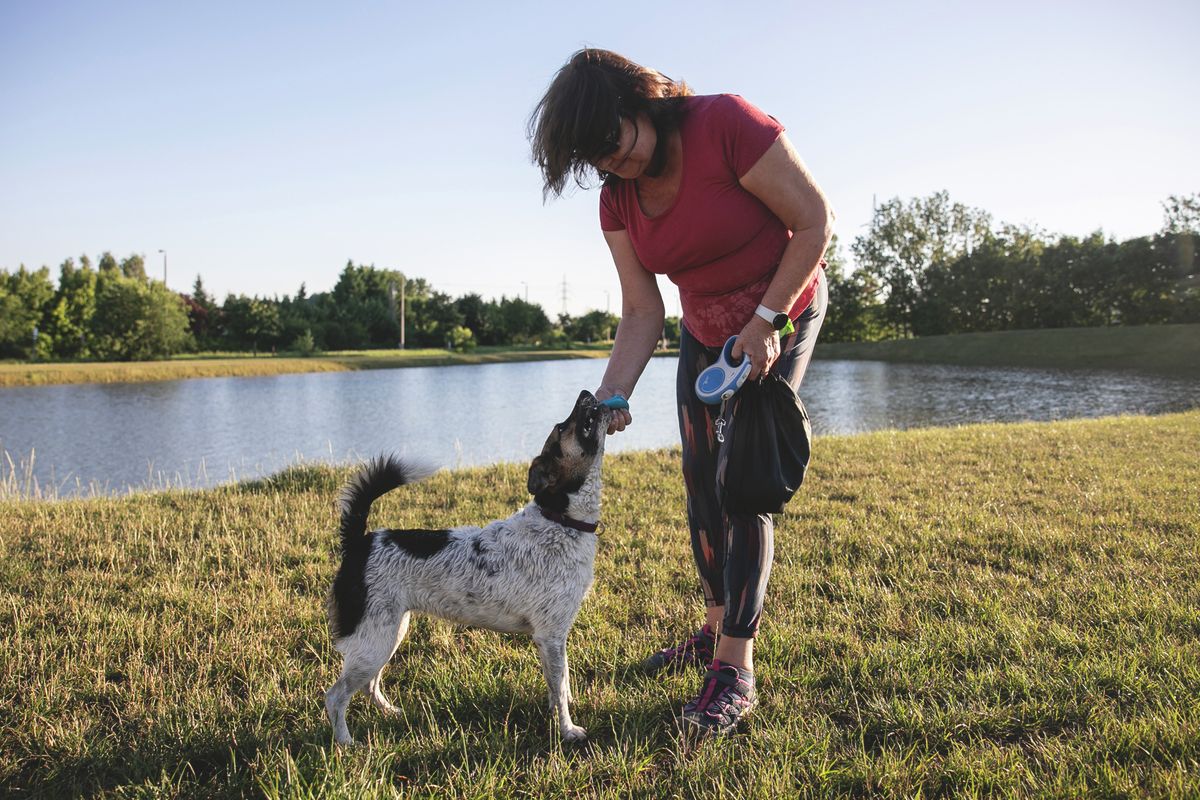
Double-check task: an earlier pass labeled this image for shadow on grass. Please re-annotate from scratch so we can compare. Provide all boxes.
[6,679,681,798]
[7,717,328,799]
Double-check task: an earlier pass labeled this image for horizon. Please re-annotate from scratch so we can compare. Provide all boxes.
[2,1,1197,316]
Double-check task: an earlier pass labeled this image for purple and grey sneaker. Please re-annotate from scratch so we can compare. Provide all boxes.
[641,625,716,674]
[681,660,757,736]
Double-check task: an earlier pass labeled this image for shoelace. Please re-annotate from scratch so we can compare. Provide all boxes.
[688,665,751,716]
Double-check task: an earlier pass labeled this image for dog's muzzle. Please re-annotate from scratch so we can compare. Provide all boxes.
[576,390,610,441]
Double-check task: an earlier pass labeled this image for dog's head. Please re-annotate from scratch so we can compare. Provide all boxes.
[527,390,611,512]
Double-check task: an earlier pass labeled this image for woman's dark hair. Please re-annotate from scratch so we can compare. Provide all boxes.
[528,48,692,200]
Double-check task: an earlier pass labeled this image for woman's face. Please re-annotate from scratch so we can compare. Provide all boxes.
[593,113,656,180]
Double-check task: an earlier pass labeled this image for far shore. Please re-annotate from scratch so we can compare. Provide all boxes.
[813,323,1199,377]
[2,323,1196,388]
[0,345,630,388]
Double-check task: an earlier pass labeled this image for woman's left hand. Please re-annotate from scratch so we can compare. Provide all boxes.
[731,316,781,381]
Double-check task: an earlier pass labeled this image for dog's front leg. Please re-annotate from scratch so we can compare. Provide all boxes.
[533,634,586,742]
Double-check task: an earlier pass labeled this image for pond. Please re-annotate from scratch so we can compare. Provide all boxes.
[2,357,1197,496]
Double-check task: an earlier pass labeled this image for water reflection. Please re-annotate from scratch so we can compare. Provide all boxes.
[1,358,1196,495]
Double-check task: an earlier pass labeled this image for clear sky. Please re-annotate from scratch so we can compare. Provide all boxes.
[2,0,1197,317]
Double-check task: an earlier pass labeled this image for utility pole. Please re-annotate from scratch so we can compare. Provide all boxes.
[158,249,167,285]
[389,275,406,349]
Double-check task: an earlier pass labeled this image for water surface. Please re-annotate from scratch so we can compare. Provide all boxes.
[2,358,1196,495]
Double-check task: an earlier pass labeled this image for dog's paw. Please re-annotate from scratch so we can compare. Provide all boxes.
[561,724,588,742]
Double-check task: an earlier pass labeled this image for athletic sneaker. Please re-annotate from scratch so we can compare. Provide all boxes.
[641,625,716,674]
[681,660,757,736]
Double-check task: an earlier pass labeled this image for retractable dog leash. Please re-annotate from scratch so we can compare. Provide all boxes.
[695,336,751,405]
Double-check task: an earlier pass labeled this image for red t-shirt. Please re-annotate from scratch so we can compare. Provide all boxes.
[600,93,823,347]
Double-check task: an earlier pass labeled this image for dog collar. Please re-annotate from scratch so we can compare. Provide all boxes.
[538,507,600,534]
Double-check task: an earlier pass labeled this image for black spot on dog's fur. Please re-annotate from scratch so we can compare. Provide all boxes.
[469,539,498,576]
[331,527,375,641]
[330,456,420,642]
[533,474,586,514]
[384,529,451,559]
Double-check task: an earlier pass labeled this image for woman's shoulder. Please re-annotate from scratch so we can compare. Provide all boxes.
[684,93,771,122]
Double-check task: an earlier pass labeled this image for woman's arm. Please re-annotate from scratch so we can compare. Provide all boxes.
[733,132,834,379]
[597,228,665,433]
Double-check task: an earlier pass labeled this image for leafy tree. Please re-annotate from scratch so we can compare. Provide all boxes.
[1161,193,1198,281]
[91,272,192,360]
[447,325,476,352]
[97,252,120,275]
[183,274,221,349]
[852,191,992,336]
[455,293,494,344]
[0,266,56,358]
[408,291,463,347]
[43,257,98,358]
[820,233,885,342]
[221,294,282,355]
[121,253,148,282]
[662,316,681,346]
[491,296,551,344]
[563,310,619,342]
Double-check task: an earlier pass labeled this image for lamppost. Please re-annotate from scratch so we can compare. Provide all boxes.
[157,249,167,285]
[389,274,406,349]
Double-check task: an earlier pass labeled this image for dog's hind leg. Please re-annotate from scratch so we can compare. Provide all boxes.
[534,633,586,742]
[325,658,373,747]
[325,616,406,746]
[367,611,411,717]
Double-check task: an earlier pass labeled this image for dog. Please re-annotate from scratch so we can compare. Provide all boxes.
[324,389,610,746]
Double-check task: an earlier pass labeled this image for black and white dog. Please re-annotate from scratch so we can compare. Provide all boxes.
[324,390,610,746]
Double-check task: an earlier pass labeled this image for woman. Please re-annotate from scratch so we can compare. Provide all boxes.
[529,48,831,736]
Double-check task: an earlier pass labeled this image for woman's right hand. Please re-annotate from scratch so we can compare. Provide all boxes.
[596,387,632,435]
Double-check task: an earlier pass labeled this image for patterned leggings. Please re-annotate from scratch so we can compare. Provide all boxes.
[676,276,827,639]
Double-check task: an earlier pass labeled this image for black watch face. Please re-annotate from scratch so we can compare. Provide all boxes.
[772,313,789,330]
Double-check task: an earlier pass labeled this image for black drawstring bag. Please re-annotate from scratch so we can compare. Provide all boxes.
[714,371,812,514]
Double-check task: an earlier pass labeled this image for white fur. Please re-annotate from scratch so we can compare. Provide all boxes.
[324,431,604,746]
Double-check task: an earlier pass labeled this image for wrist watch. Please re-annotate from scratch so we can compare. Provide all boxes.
[755,303,790,331]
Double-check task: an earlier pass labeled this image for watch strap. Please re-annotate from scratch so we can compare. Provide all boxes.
[755,303,788,331]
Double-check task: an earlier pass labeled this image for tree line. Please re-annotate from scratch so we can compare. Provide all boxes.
[1,193,1195,361]
[0,258,626,360]
[822,192,1198,342]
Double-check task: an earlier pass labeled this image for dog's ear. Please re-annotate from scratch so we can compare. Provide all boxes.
[527,455,560,496]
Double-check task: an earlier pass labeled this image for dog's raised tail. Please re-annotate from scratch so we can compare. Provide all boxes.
[337,455,432,551]
[330,455,433,642]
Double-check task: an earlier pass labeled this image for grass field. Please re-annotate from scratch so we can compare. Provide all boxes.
[2,412,1199,798]
[0,345,624,388]
[815,323,1200,377]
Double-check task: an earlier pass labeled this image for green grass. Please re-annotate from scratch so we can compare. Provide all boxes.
[0,345,640,388]
[2,412,1199,798]
[815,323,1200,377]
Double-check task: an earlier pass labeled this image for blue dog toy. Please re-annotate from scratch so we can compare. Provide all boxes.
[601,395,629,410]
[695,336,751,405]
